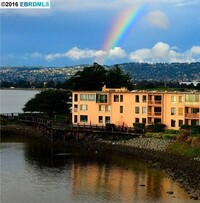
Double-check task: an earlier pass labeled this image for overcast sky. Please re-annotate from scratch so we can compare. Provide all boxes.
[1,0,200,66]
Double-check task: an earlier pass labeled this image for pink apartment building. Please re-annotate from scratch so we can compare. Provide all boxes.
[72,86,200,130]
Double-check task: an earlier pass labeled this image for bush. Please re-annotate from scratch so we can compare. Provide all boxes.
[191,137,200,148]
[185,137,193,144]
[176,130,190,142]
[133,123,145,129]
[180,125,200,135]
[146,125,154,132]
[164,129,178,134]
[146,123,166,132]
[191,125,200,135]
[180,124,191,130]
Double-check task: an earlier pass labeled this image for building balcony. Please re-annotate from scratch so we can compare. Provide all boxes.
[185,102,199,107]
[185,113,199,119]
[148,112,162,117]
[148,100,162,105]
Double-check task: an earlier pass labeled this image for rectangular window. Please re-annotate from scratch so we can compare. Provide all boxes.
[80,115,88,122]
[142,118,146,124]
[142,107,146,114]
[185,94,199,102]
[120,95,123,102]
[105,105,111,112]
[171,107,176,115]
[105,116,110,124]
[80,104,87,111]
[155,95,162,101]
[191,108,199,114]
[191,120,199,126]
[178,108,183,116]
[135,95,139,103]
[80,94,88,101]
[74,104,78,112]
[114,95,119,102]
[135,118,139,123]
[74,115,78,123]
[179,120,183,127]
[74,94,78,102]
[171,96,176,103]
[179,96,183,102]
[142,95,146,103]
[88,94,95,101]
[96,94,108,103]
[135,107,139,114]
[79,94,95,101]
[98,116,103,123]
[171,119,176,127]
[99,105,103,112]
[120,106,123,113]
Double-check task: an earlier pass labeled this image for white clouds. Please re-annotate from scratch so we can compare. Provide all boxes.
[108,47,126,58]
[6,43,196,65]
[45,47,106,61]
[145,10,169,29]
[129,42,200,63]
[43,43,200,64]
[45,47,127,62]
[152,42,170,57]
[191,46,200,55]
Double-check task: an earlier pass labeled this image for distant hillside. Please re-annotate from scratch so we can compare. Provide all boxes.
[0,62,200,83]
[117,62,200,82]
[0,65,86,83]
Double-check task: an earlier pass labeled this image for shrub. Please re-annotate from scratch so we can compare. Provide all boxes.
[180,124,191,130]
[164,129,178,134]
[176,130,190,142]
[133,123,145,129]
[185,137,193,144]
[180,124,200,135]
[146,123,166,132]
[191,137,200,148]
[146,124,154,132]
[191,125,200,135]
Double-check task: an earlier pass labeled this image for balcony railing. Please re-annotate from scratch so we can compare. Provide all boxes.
[148,100,162,105]
[148,112,162,116]
[185,113,199,119]
[74,108,78,112]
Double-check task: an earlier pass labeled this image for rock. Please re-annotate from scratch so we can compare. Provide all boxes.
[139,184,145,187]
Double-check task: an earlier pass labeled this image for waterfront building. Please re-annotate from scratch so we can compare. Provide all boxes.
[72,86,200,130]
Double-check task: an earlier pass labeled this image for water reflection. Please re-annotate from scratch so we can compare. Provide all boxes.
[71,156,188,203]
[1,140,193,203]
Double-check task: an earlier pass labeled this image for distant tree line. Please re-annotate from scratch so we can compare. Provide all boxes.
[1,63,200,91]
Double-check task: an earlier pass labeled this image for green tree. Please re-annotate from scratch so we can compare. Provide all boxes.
[65,63,107,90]
[106,65,133,90]
[23,89,71,117]
[64,63,133,90]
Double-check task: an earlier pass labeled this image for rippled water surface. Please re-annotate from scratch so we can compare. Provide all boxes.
[1,138,196,203]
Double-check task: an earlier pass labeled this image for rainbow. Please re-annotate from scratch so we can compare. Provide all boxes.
[97,4,146,64]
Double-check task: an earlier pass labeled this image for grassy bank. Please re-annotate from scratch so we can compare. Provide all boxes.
[167,142,200,157]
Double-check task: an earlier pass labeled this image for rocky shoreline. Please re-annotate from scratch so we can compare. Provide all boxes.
[1,124,200,200]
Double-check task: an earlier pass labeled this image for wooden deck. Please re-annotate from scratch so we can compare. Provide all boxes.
[1,113,143,137]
